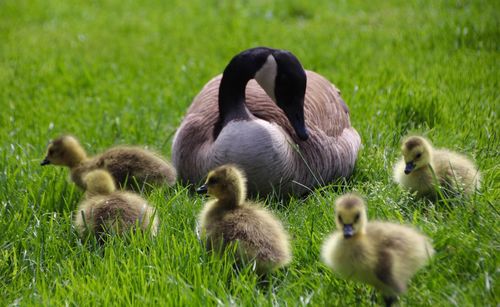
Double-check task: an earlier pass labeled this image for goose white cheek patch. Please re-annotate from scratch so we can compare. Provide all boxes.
[254,54,277,102]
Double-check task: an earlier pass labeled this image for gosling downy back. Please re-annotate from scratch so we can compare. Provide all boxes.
[42,135,177,191]
[321,194,434,306]
[393,135,481,198]
[172,47,360,197]
[197,165,291,274]
[74,169,159,240]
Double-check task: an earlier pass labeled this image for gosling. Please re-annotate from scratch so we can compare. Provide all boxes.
[41,135,176,191]
[393,135,481,198]
[197,165,291,275]
[321,194,434,307]
[74,169,159,240]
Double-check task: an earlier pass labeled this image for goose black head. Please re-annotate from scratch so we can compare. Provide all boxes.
[254,48,308,140]
[219,47,309,141]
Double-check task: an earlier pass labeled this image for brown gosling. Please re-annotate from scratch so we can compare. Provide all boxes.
[196,164,291,275]
[74,169,159,240]
[321,194,434,307]
[41,135,177,191]
[393,136,481,198]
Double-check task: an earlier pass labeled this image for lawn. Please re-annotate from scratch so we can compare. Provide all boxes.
[0,0,498,305]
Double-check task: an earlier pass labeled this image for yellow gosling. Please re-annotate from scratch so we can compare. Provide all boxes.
[321,194,434,306]
[197,164,291,275]
[393,136,481,198]
[41,135,176,191]
[74,169,159,240]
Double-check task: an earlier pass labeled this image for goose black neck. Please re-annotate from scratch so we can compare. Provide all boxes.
[215,47,275,138]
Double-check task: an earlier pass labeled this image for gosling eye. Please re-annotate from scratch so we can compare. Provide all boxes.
[354,213,360,222]
[48,148,55,155]
[338,215,343,224]
[415,152,422,159]
[207,177,218,185]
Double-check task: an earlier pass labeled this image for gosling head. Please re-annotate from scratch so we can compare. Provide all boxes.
[335,194,368,239]
[83,169,116,196]
[196,164,247,205]
[401,136,432,175]
[41,135,87,167]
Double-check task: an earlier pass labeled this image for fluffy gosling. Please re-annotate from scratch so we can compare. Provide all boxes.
[74,169,159,240]
[197,165,291,275]
[393,136,480,198]
[41,135,176,190]
[321,194,434,307]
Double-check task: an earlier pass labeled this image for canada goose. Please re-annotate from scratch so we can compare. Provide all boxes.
[197,164,291,274]
[41,135,177,190]
[74,169,159,239]
[321,194,434,307]
[172,47,360,197]
[393,136,480,198]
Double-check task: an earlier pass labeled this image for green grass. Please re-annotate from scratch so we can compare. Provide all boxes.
[1,0,499,305]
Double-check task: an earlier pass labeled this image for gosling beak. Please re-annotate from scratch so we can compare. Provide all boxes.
[343,224,354,239]
[40,157,50,166]
[196,184,208,195]
[404,162,415,174]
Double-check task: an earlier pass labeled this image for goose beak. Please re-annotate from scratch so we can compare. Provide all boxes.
[40,157,50,166]
[283,105,309,141]
[404,162,415,174]
[293,120,309,141]
[196,184,208,194]
[343,224,354,239]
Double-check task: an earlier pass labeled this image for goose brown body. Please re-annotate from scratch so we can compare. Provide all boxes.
[42,135,177,191]
[197,165,291,274]
[74,170,159,239]
[173,71,360,196]
[321,194,434,306]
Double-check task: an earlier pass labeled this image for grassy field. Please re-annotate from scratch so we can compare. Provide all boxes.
[1,0,498,305]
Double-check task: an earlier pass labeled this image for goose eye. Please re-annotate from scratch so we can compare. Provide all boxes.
[48,148,54,155]
[415,153,422,159]
[354,213,360,222]
[338,215,343,224]
[208,178,218,185]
